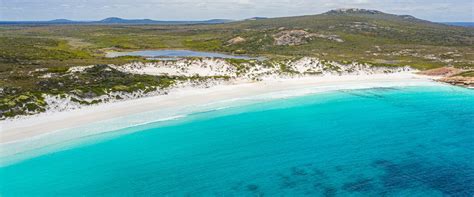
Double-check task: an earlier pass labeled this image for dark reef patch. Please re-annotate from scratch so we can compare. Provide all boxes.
[339,87,398,100]
[339,90,381,99]
[342,178,374,192]
[275,164,338,195]
[230,182,264,196]
[372,159,474,196]
[246,184,259,191]
[323,187,337,197]
[231,156,473,196]
[291,166,308,176]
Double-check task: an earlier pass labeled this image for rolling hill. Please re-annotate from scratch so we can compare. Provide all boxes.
[1,9,472,72]
[0,8,473,118]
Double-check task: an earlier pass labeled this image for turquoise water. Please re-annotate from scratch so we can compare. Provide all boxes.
[1,86,473,196]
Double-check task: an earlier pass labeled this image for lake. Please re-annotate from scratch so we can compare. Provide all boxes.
[106,50,263,60]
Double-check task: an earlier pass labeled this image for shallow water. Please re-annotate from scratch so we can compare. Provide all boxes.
[1,86,473,196]
[106,49,261,60]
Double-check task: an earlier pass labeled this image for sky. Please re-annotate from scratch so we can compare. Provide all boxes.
[0,0,473,22]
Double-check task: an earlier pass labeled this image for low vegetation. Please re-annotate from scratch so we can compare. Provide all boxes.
[0,9,473,118]
[0,64,227,118]
[456,71,474,77]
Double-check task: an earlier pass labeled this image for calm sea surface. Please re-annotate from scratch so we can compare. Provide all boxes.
[1,86,473,196]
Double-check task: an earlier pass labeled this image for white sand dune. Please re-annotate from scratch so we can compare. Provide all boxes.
[1,73,437,145]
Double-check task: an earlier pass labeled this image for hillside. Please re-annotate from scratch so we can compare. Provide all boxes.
[221,9,472,63]
[0,9,473,118]
[1,9,472,70]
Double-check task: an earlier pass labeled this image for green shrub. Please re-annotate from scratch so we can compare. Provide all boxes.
[48,66,70,73]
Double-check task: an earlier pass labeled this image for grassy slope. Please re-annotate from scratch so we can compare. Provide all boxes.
[1,12,472,68]
[457,71,474,77]
[222,13,473,68]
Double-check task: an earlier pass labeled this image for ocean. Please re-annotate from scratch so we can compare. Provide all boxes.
[1,85,473,196]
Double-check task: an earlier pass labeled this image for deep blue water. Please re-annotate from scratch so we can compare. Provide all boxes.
[441,22,474,27]
[1,86,473,196]
[106,50,262,60]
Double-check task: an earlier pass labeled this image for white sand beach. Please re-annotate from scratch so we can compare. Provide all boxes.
[0,73,438,145]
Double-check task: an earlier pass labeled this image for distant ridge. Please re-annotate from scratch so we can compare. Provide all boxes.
[246,17,268,21]
[324,8,385,15]
[48,19,75,23]
[0,17,234,25]
[1,10,470,28]
[323,8,431,23]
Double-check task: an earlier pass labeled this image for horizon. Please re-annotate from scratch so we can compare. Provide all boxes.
[0,0,473,22]
[1,10,473,23]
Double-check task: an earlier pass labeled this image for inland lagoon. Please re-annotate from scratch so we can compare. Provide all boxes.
[106,50,263,60]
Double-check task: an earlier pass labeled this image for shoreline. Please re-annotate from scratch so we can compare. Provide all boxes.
[1,73,438,145]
